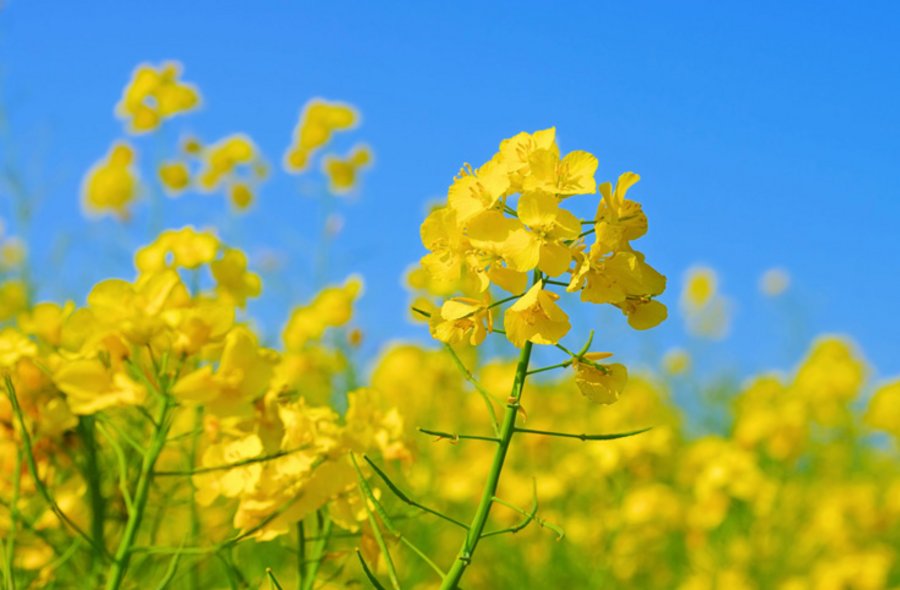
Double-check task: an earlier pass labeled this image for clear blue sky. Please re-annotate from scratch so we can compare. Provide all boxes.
[1,2,898,378]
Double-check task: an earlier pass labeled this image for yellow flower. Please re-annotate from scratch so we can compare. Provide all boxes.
[572,354,627,404]
[211,248,262,307]
[135,227,219,273]
[0,237,27,270]
[447,159,510,223]
[0,279,29,322]
[158,160,190,194]
[322,144,372,194]
[522,146,598,196]
[17,301,75,347]
[283,276,363,350]
[283,99,358,172]
[116,61,200,134]
[197,134,259,191]
[682,266,717,310]
[594,172,648,252]
[82,142,139,218]
[229,182,254,209]
[503,281,570,347]
[53,359,146,415]
[517,190,580,276]
[0,328,37,369]
[662,347,691,375]
[429,297,492,346]
[172,327,276,416]
[497,127,557,192]
[864,381,900,436]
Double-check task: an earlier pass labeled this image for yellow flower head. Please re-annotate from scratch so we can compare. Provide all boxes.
[135,227,219,273]
[116,61,200,134]
[322,144,372,195]
[82,142,139,218]
[503,281,571,347]
[429,297,492,347]
[573,355,627,404]
[283,276,363,350]
[158,160,191,194]
[283,99,358,173]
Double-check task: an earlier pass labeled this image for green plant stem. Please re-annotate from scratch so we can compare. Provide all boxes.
[188,406,203,590]
[439,340,534,590]
[104,400,173,590]
[301,511,331,590]
[296,521,306,590]
[77,416,106,569]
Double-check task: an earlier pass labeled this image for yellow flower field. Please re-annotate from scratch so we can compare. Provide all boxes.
[1,55,898,590]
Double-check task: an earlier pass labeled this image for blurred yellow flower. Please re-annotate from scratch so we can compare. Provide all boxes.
[322,144,372,194]
[81,142,139,218]
[283,99,358,173]
[760,267,790,297]
[116,61,200,134]
[158,160,191,194]
[662,347,691,375]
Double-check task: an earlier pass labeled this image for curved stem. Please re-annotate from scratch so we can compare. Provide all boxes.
[439,340,533,590]
[103,401,173,590]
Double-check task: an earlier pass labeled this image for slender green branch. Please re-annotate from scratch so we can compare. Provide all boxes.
[526,361,572,376]
[104,399,174,590]
[4,377,108,560]
[443,344,501,437]
[356,550,387,590]
[492,496,564,540]
[363,456,468,530]
[76,416,106,564]
[482,482,538,538]
[351,455,445,580]
[266,568,285,590]
[301,510,331,590]
[94,422,135,515]
[352,458,401,590]
[153,445,310,476]
[439,339,535,590]
[514,426,652,441]
[417,428,499,443]
[296,521,306,590]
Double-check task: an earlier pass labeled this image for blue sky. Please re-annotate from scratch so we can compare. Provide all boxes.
[1,2,898,379]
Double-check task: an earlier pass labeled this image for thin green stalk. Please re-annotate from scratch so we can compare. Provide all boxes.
[4,449,20,590]
[301,511,331,590]
[443,344,500,437]
[77,416,106,567]
[514,426,652,441]
[103,400,173,590]
[296,521,306,590]
[188,406,203,590]
[4,377,106,558]
[439,340,534,590]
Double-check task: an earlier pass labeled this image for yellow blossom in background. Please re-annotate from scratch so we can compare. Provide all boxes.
[282,276,363,350]
[682,266,717,309]
[0,237,26,271]
[760,267,790,297]
[115,61,200,133]
[322,144,372,194]
[81,141,139,218]
[680,265,731,340]
[283,99,358,172]
[211,248,262,307]
[0,279,28,321]
[135,226,219,273]
[662,347,692,375]
[864,380,900,436]
[158,160,191,194]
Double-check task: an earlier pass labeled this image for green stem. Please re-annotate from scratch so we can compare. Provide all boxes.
[439,340,534,590]
[296,521,306,590]
[188,406,203,590]
[77,416,106,569]
[103,401,173,590]
[301,511,331,590]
